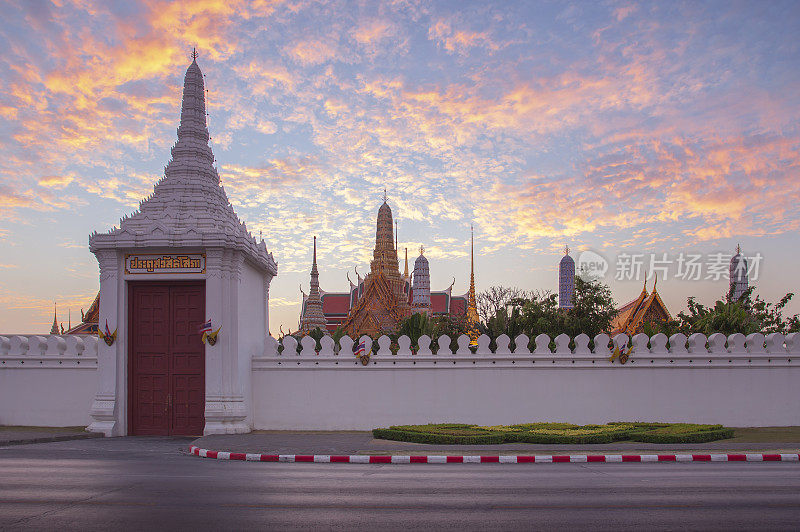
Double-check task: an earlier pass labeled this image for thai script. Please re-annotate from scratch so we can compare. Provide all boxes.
[128,255,204,272]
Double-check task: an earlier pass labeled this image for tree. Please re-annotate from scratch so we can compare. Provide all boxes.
[478,277,616,348]
[397,312,433,348]
[476,286,530,323]
[645,286,799,336]
[307,327,326,351]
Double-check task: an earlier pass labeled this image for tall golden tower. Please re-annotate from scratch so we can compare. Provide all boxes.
[342,196,411,336]
[467,225,479,324]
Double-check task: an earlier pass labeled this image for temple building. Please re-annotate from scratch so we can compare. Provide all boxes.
[729,245,749,301]
[411,246,431,315]
[298,236,327,332]
[609,276,672,336]
[65,293,100,334]
[298,200,476,335]
[559,246,575,309]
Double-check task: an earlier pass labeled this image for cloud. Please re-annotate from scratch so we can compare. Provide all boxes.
[428,19,499,55]
[286,39,339,66]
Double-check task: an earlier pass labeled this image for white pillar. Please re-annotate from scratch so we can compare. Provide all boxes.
[87,249,122,436]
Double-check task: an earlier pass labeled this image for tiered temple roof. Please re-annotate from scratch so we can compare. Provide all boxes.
[298,201,471,335]
[609,276,671,335]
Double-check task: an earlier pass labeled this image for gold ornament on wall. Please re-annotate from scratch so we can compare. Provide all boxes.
[203,327,221,346]
[98,320,117,346]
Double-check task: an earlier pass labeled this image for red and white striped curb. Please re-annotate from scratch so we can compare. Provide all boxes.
[189,446,799,464]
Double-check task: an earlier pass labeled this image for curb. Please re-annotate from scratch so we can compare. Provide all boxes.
[0,433,103,447]
[189,446,800,464]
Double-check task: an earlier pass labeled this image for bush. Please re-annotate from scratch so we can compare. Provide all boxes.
[371,422,734,445]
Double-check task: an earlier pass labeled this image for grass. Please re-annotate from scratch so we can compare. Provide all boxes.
[372,422,736,445]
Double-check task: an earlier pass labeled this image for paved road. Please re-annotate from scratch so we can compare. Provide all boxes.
[1,438,799,530]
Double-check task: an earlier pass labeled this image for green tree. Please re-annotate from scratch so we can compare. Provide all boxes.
[397,312,433,349]
[479,278,616,348]
[307,327,326,351]
[645,286,799,336]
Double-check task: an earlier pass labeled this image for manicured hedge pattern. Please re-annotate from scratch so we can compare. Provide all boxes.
[372,422,734,445]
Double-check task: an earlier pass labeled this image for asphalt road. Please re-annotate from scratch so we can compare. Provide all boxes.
[1,438,799,531]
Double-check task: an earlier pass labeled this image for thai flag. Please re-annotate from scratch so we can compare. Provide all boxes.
[198,320,213,333]
[354,341,365,356]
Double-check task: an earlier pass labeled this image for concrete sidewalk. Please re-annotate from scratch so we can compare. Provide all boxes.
[0,426,102,447]
[192,430,800,456]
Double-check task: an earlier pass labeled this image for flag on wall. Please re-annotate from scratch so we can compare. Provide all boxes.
[198,320,213,334]
[354,341,365,357]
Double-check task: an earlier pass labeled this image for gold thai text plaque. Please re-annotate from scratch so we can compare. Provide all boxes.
[125,254,206,274]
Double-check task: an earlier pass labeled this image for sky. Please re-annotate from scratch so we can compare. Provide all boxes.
[1,0,799,334]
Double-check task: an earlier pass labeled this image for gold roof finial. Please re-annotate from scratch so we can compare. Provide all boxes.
[419,245,425,255]
[564,245,570,255]
[191,47,198,61]
[737,243,741,255]
[383,187,388,203]
[653,272,658,292]
[467,225,479,324]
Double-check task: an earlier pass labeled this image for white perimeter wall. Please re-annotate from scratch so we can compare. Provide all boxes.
[2,331,798,430]
[0,335,98,427]
[252,332,800,429]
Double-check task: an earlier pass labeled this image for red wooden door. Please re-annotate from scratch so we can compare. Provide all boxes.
[129,282,205,436]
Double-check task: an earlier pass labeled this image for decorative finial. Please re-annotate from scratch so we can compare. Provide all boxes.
[564,245,570,255]
[737,243,741,255]
[419,245,425,255]
[191,47,198,61]
[653,272,658,292]
[383,187,388,203]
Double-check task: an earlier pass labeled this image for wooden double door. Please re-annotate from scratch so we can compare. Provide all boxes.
[128,282,205,436]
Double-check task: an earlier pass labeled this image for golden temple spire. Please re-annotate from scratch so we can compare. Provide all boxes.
[403,247,409,279]
[467,225,479,324]
[50,301,59,335]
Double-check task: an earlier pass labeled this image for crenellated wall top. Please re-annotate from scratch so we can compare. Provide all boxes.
[0,335,99,368]
[255,332,799,369]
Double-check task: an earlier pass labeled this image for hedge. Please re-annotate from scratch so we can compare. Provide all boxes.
[372,422,734,445]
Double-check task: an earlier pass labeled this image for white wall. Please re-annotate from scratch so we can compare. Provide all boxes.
[0,335,98,427]
[237,260,268,428]
[3,331,798,431]
[252,332,800,429]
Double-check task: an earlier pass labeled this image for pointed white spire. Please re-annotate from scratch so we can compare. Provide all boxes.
[89,50,277,277]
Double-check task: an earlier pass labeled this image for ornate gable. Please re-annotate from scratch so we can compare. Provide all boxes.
[342,272,407,337]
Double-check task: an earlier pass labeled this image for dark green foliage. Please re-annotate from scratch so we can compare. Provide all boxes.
[628,428,735,444]
[478,278,617,347]
[371,422,733,445]
[371,428,505,445]
[307,327,325,350]
[644,286,799,337]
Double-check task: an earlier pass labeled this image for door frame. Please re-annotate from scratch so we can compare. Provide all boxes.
[127,280,206,436]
